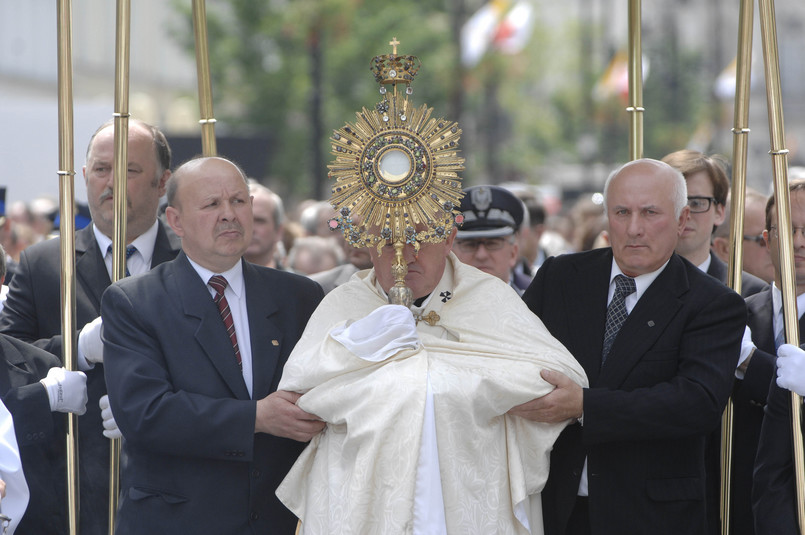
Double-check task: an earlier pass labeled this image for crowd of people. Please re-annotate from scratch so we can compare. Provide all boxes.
[0,118,804,535]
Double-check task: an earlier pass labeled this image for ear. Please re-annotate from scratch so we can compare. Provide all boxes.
[677,206,691,236]
[509,241,520,268]
[82,165,88,185]
[713,202,727,227]
[165,205,184,238]
[443,226,458,252]
[157,170,171,197]
[711,237,730,262]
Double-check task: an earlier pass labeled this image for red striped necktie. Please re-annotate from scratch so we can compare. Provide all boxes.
[208,275,242,370]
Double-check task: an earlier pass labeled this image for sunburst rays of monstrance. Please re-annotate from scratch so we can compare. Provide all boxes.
[327,38,465,308]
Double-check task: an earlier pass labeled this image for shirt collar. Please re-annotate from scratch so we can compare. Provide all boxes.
[94,219,159,263]
[697,253,712,274]
[188,257,245,299]
[609,258,669,302]
[770,282,805,320]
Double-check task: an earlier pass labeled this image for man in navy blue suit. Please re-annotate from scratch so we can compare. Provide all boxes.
[102,156,324,534]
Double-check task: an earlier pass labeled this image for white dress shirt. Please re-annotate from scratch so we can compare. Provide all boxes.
[188,259,254,398]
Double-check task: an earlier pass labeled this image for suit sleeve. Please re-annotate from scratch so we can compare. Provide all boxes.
[101,283,258,462]
[0,249,66,357]
[753,379,799,533]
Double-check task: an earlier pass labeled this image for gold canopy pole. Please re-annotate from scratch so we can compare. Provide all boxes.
[57,1,80,533]
[108,0,131,532]
[193,0,217,156]
[626,0,644,161]
[758,0,805,530]
[720,1,755,532]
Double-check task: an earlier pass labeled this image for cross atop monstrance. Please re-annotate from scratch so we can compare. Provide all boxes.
[327,39,465,308]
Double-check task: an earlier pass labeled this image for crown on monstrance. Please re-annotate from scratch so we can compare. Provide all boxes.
[370,37,421,87]
[327,38,465,307]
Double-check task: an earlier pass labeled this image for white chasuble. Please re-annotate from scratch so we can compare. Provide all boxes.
[277,253,588,534]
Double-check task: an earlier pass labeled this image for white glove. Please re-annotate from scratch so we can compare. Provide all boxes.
[331,304,419,362]
[776,343,805,396]
[78,316,104,368]
[39,368,88,415]
[99,394,122,440]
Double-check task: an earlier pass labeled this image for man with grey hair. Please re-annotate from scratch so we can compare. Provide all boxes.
[515,158,746,534]
[244,182,285,269]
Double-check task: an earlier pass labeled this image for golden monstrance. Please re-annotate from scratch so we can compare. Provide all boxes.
[327,38,465,308]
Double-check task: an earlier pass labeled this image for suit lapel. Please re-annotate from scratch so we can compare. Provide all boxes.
[565,250,612,386]
[747,289,774,352]
[598,254,687,387]
[173,254,250,400]
[75,225,112,310]
[243,262,284,400]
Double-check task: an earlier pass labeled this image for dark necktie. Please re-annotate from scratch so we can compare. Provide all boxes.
[107,244,137,277]
[602,274,637,363]
[208,275,242,370]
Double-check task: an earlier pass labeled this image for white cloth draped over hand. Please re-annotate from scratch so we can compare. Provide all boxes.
[277,253,588,535]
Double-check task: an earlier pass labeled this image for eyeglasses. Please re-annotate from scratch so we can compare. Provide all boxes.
[687,196,718,213]
[769,226,805,239]
[455,237,514,253]
[743,234,766,247]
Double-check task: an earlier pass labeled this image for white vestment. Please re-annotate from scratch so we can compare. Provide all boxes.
[277,253,587,534]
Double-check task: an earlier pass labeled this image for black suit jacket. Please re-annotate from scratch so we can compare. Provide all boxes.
[706,251,768,298]
[0,222,181,535]
[751,290,805,534]
[523,249,746,535]
[703,287,783,535]
[102,253,323,535]
[0,334,64,534]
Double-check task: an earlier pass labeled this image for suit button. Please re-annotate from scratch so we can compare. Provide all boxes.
[39,432,46,439]
[252,469,261,478]
[26,434,32,441]
[250,512,259,521]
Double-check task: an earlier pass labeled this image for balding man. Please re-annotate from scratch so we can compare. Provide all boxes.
[102,156,324,534]
[515,159,746,534]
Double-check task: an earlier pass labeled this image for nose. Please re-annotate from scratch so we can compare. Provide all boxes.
[626,214,643,237]
[474,243,491,259]
[220,200,237,221]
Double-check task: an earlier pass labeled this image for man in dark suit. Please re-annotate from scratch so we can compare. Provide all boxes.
[1,335,87,534]
[662,149,767,534]
[751,180,805,533]
[0,119,181,534]
[102,156,324,534]
[514,159,747,534]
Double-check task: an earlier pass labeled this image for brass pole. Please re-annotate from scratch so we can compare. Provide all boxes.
[626,0,644,161]
[108,0,131,532]
[57,0,80,533]
[758,0,805,531]
[192,0,217,156]
[720,0,755,532]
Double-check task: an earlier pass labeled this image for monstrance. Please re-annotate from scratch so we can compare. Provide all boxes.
[327,38,465,308]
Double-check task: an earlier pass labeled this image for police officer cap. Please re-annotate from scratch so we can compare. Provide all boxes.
[457,185,524,239]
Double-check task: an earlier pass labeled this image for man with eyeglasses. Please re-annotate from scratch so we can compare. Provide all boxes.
[662,149,770,535]
[452,185,532,295]
[662,150,767,298]
[711,189,775,284]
